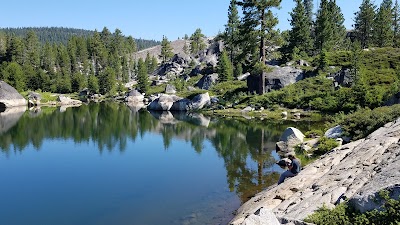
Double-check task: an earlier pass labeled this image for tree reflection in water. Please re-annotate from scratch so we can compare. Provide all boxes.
[0,102,322,204]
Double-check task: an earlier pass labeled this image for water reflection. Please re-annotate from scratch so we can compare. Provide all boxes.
[0,102,320,204]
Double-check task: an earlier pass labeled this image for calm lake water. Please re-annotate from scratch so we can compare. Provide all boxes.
[0,102,320,225]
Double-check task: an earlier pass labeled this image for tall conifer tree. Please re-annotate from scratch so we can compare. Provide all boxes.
[224,0,241,64]
[287,0,313,59]
[374,0,394,47]
[160,36,173,63]
[354,0,376,48]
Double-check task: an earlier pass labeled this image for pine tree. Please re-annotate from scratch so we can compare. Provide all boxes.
[190,28,206,54]
[40,42,56,73]
[224,0,241,64]
[145,52,152,72]
[393,0,400,47]
[160,35,173,63]
[1,62,25,91]
[354,0,376,48]
[374,0,394,47]
[303,0,314,23]
[98,66,116,94]
[24,30,40,67]
[287,0,313,59]
[315,0,346,52]
[7,36,24,64]
[150,56,158,73]
[183,41,189,54]
[217,50,233,82]
[137,58,149,93]
[88,74,99,94]
[237,0,281,64]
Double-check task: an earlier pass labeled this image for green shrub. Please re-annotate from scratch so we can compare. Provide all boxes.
[338,105,400,140]
[315,136,339,155]
[305,190,400,225]
[305,129,324,138]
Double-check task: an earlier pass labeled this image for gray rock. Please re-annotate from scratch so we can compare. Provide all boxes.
[0,81,27,108]
[165,84,177,94]
[325,125,350,142]
[57,95,82,106]
[237,207,280,225]
[195,73,218,90]
[210,97,219,104]
[247,66,304,94]
[147,94,182,111]
[276,127,305,154]
[125,90,144,103]
[189,92,210,110]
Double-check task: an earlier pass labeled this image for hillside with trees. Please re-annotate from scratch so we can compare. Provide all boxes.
[0,27,160,49]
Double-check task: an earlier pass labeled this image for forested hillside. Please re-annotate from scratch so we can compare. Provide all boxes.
[0,27,160,50]
[0,27,140,94]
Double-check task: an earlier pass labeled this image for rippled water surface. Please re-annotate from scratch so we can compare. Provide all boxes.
[0,103,321,225]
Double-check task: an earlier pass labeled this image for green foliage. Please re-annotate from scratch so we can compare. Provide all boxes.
[160,35,173,63]
[217,50,233,82]
[304,129,324,138]
[286,0,313,59]
[305,191,400,225]
[337,104,400,140]
[0,27,159,49]
[137,58,149,93]
[88,74,99,94]
[190,28,206,54]
[354,0,376,48]
[315,136,339,155]
[374,0,394,47]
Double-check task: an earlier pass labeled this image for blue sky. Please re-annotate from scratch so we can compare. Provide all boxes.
[0,0,384,41]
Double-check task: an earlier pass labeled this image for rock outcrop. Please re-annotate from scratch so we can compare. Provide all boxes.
[0,81,27,109]
[196,73,218,90]
[247,66,304,94]
[57,95,82,106]
[125,90,144,103]
[147,93,210,111]
[230,118,400,225]
[275,127,305,154]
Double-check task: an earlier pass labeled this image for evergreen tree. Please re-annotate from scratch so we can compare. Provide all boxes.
[393,0,400,47]
[145,52,152,72]
[40,42,56,73]
[287,0,313,59]
[1,62,25,91]
[71,72,87,92]
[24,30,40,67]
[67,36,78,73]
[150,56,158,73]
[98,67,116,94]
[315,0,346,52]
[303,0,314,23]
[190,28,206,54]
[0,32,7,57]
[88,74,99,93]
[125,36,137,53]
[374,0,394,47]
[100,27,112,50]
[237,0,281,63]
[183,41,189,54]
[137,58,149,93]
[7,36,24,64]
[354,0,376,48]
[217,50,233,82]
[224,0,241,64]
[160,35,173,63]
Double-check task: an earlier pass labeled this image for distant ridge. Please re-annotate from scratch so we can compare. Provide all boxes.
[0,27,160,50]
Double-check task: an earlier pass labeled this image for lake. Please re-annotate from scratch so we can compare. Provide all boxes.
[0,102,320,225]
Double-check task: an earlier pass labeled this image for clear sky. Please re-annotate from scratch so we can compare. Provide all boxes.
[0,0,384,41]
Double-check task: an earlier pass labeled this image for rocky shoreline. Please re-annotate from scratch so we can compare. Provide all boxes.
[230,118,400,225]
